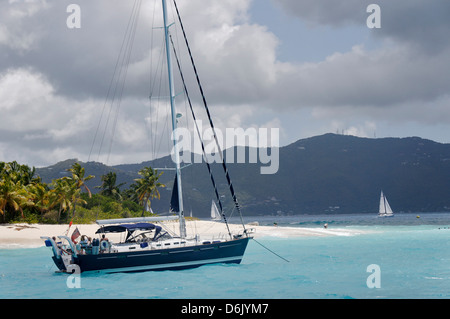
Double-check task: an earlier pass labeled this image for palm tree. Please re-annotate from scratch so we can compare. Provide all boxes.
[67,162,94,197]
[2,161,39,185]
[133,167,165,216]
[26,183,55,216]
[51,178,74,223]
[66,162,94,222]
[0,178,28,223]
[0,161,46,222]
[18,163,40,185]
[97,171,126,201]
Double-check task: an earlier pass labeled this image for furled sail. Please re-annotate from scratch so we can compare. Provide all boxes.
[170,175,179,213]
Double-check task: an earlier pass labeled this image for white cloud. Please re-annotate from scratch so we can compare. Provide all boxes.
[0,0,449,167]
[0,68,54,125]
[0,0,49,52]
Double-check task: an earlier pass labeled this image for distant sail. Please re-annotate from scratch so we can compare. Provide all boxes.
[211,200,221,220]
[378,191,394,217]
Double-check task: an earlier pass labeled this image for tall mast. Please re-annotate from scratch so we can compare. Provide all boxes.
[162,0,186,238]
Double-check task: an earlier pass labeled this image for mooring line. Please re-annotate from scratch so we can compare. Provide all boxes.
[251,238,290,263]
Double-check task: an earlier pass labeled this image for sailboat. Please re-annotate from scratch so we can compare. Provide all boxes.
[378,191,394,217]
[211,200,221,221]
[41,0,253,273]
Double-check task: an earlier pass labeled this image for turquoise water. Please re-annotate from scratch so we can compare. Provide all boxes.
[1,213,449,299]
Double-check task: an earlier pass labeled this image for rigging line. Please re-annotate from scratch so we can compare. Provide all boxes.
[94,0,142,163]
[156,108,171,161]
[108,0,142,162]
[154,44,171,162]
[104,0,141,160]
[154,37,170,160]
[148,0,158,96]
[170,34,232,239]
[147,0,157,159]
[172,0,247,232]
[252,238,290,263]
[150,33,167,159]
[88,0,140,162]
[168,0,190,136]
[107,0,142,164]
[169,0,191,138]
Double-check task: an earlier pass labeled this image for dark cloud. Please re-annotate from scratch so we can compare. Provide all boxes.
[275,0,367,27]
[275,0,450,52]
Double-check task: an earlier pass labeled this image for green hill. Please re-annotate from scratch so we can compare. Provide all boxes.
[35,134,450,217]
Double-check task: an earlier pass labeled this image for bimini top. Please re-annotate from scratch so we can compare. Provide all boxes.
[95,223,160,234]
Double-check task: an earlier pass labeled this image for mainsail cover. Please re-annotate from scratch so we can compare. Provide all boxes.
[170,175,179,213]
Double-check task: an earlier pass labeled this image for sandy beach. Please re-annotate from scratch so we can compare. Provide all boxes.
[0,220,365,248]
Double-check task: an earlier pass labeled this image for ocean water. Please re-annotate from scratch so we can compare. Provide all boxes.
[0,213,449,299]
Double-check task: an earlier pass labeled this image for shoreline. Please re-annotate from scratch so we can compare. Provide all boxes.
[0,220,366,249]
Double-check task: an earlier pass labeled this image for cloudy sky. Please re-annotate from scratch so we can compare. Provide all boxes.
[1,0,449,167]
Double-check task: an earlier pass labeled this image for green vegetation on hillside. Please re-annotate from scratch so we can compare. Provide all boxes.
[0,161,165,224]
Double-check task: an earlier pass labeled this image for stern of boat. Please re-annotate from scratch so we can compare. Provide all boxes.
[41,236,80,273]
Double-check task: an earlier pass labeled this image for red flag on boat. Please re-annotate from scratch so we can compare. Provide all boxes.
[71,227,80,243]
[65,220,73,236]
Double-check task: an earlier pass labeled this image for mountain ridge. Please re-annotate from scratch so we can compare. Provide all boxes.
[35,134,450,216]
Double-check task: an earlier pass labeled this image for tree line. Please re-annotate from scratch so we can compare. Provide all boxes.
[0,161,165,224]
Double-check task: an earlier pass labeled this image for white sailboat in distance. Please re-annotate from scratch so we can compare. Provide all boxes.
[211,200,221,221]
[378,191,394,217]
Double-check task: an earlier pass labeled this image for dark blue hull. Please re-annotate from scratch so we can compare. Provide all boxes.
[70,237,250,273]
